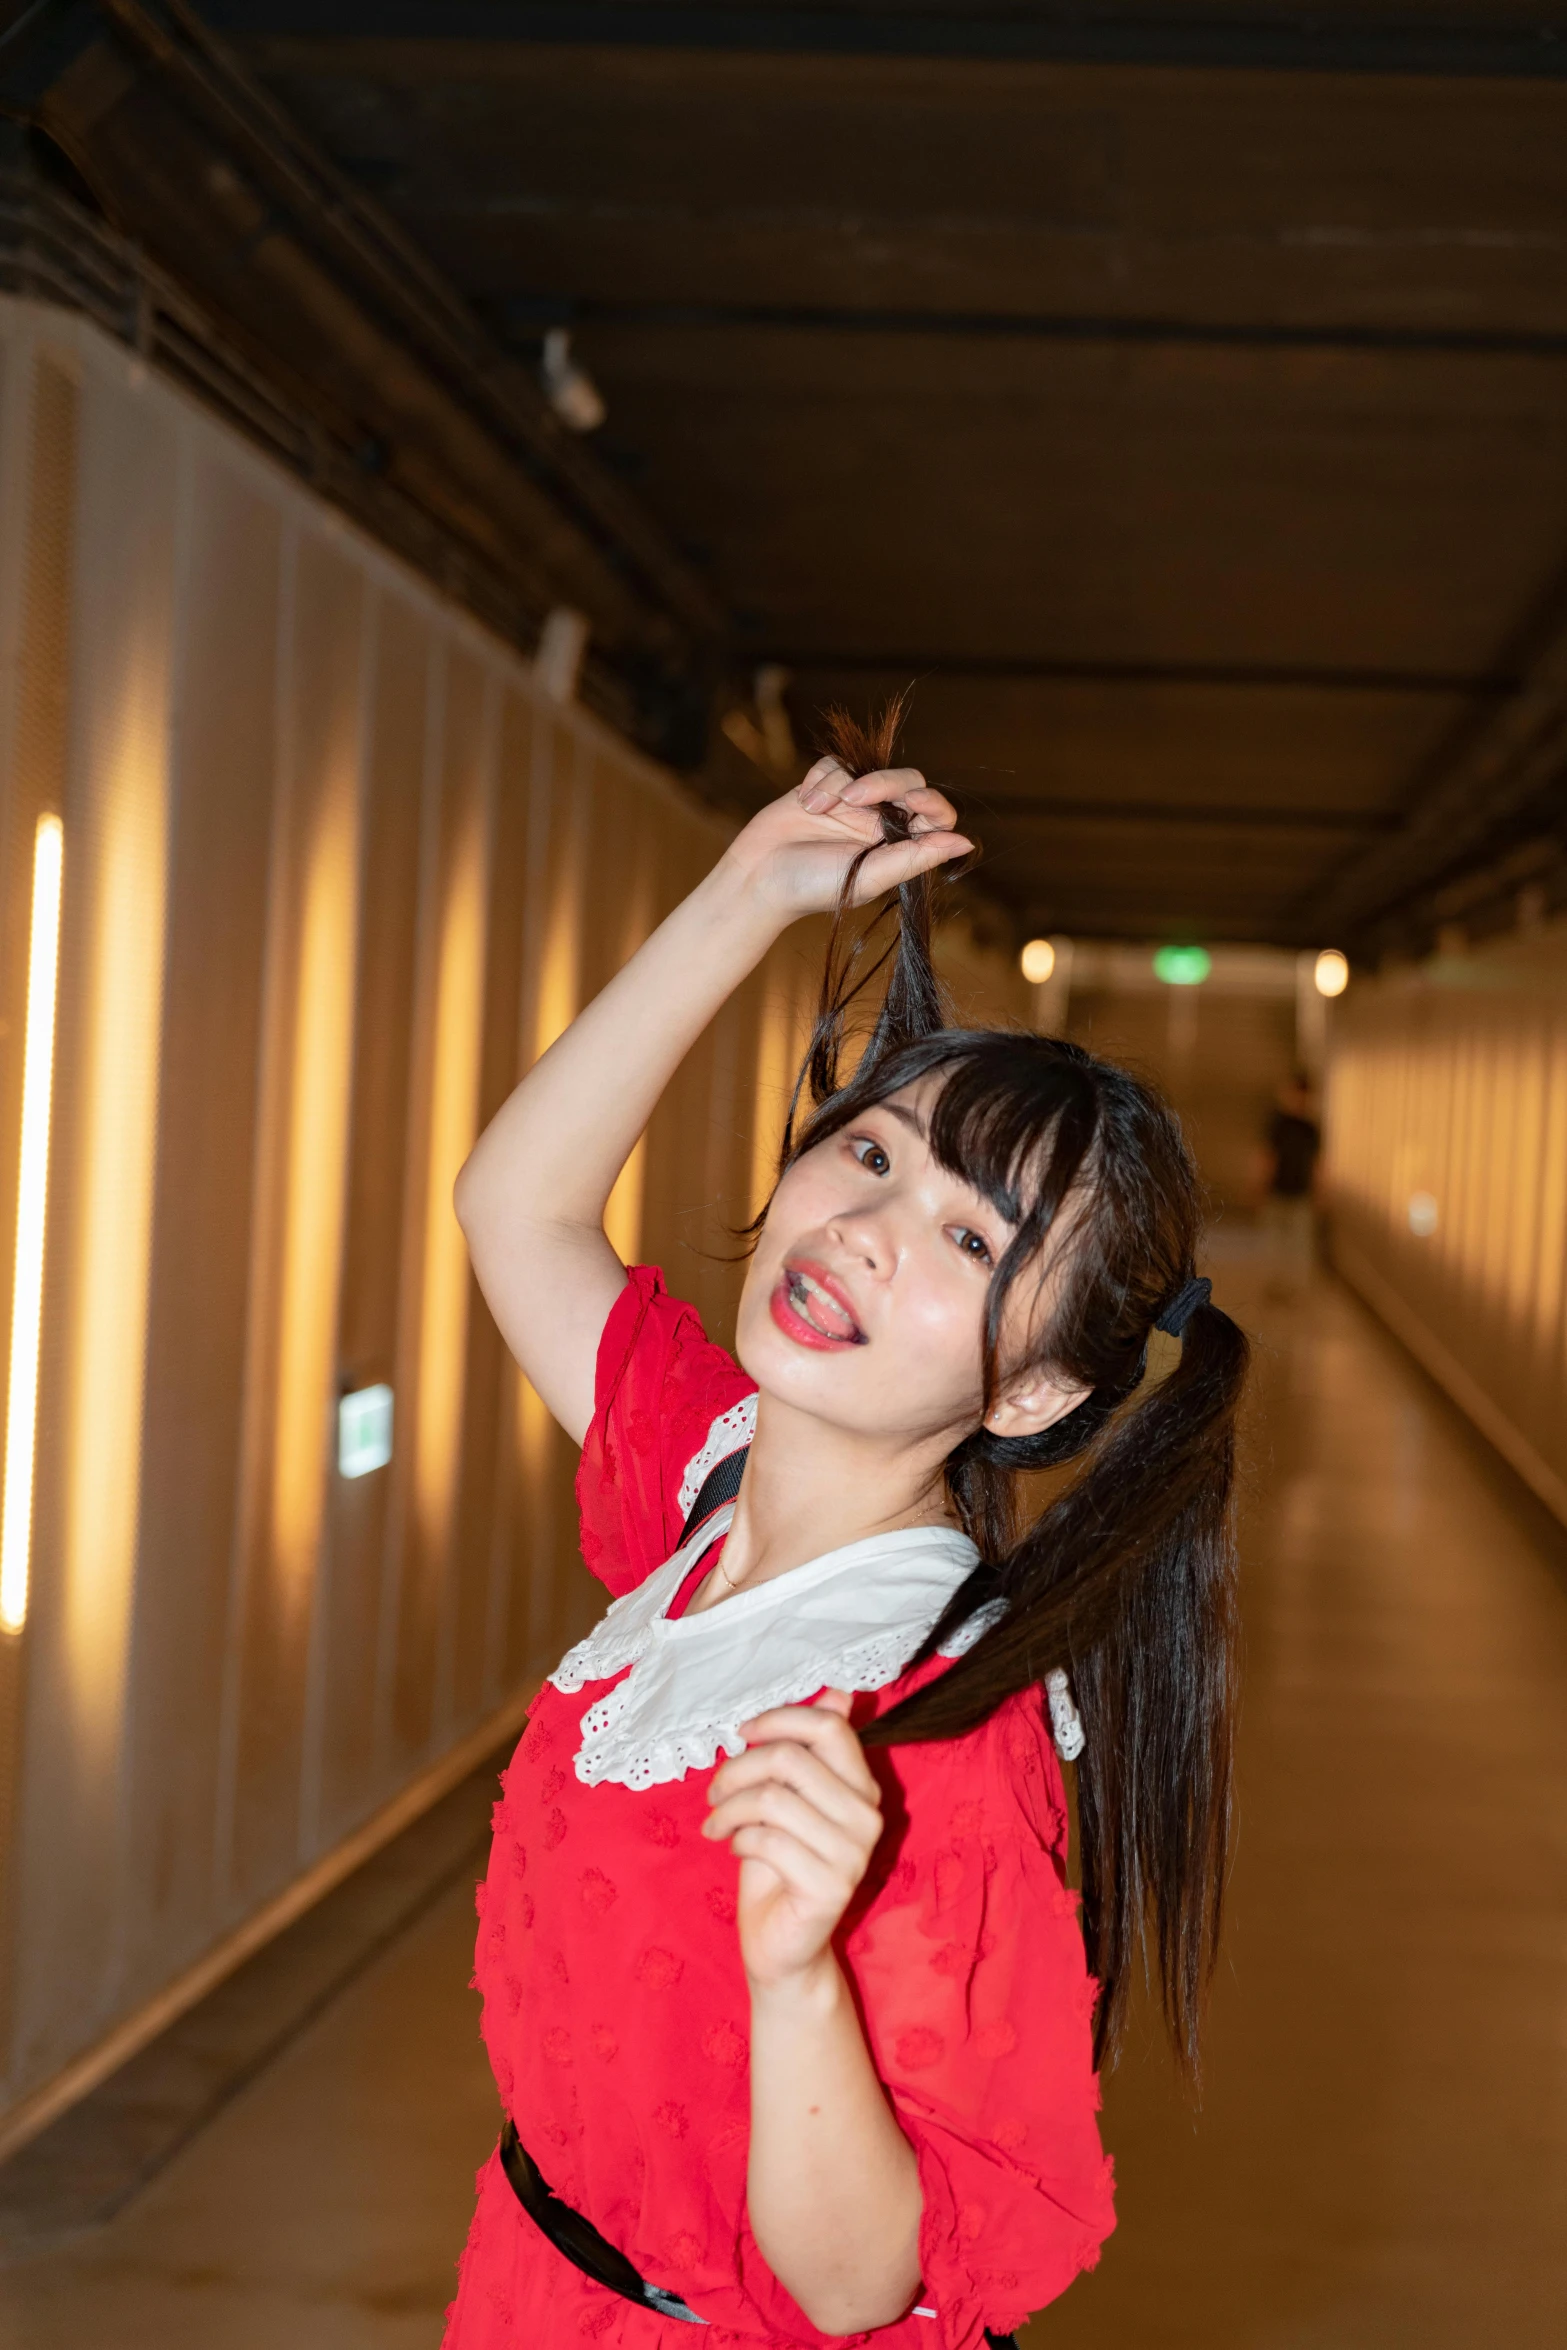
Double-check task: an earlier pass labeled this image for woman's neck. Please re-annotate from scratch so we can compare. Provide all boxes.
[709,1390,957,1596]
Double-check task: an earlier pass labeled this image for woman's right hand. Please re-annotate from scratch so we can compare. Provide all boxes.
[723,761,972,922]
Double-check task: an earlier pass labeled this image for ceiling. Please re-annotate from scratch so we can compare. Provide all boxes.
[17,4,1567,950]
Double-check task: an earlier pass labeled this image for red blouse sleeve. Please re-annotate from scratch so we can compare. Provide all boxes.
[846,1692,1118,2348]
[573,1265,756,1598]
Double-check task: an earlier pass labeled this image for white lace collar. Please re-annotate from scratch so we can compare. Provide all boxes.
[550,1510,986,1792]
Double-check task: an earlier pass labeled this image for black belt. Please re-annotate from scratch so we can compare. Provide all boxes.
[501,2121,707,2321]
[499,2120,1018,2343]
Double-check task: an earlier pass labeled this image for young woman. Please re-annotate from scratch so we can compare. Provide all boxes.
[446,718,1248,2350]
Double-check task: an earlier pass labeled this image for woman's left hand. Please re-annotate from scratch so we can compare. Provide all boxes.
[703,1690,884,1991]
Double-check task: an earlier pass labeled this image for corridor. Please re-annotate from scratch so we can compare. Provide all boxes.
[1,1255,1561,2349]
[0,8,1564,2345]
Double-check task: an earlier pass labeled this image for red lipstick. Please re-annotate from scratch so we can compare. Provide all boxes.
[769,1258,866,1351]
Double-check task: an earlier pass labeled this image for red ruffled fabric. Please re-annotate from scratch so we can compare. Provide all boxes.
[844,1702,1117,2346]
[442,1269,1114,2349]
[575,1267,755,1596]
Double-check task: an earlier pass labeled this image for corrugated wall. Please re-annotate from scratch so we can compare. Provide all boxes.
[1327,925,1567,1525]
[0,299,823,2143]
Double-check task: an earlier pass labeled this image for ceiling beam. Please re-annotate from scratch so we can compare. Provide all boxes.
[502,298,1567,365]
[1295,569,1567,941]
[771,653,1510,696]
[200,6,1567,82]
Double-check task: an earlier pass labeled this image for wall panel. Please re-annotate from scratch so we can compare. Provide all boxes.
[515,715,595,1675]
[442,660,504,1739]
[492,688,547,1700]
[1328,928,1567,1526]
[126,456,281,1989]
[317,587,429,1846]
[12,365,179,2078]
[0,352,78,2067]
[454,686,532,1728]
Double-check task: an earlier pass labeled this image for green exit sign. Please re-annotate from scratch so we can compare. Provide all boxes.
[1153,944,1211,986]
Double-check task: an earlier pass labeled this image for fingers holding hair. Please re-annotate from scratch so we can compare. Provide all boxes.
[798,761,959,841]
[796,757,855,815]
[835,768,960,839]
[851,830,972,904]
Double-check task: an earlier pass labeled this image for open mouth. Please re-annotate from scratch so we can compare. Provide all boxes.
[770,1261,867,1350]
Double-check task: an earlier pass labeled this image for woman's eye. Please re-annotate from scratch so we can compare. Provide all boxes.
[850,1136,891,1176]
[953,1228,993,1267]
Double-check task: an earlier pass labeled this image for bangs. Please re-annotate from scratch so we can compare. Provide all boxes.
[921,1040,1099,1238]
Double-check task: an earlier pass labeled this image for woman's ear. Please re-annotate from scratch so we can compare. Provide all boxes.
[985,1370,1093,1442]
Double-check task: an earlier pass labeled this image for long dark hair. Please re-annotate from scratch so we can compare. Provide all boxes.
[770,705,1250,2077]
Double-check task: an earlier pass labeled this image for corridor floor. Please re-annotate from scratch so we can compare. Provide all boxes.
[0,1265,1562,2347]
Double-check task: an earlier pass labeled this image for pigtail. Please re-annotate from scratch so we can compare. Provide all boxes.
[1067,1300,1247,2071]
[780,694,948,1163]
[864,1294,1250,2078]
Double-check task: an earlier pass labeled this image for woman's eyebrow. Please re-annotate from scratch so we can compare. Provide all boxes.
[878,1101,929,1140]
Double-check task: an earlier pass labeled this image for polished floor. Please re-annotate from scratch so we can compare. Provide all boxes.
[1,1264,1563,2347]
[1045,1253,1567,2348]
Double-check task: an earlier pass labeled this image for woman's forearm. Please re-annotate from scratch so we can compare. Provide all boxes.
[455,850,785,1437]
[462,851,782,1240]
[747,1956,923,2334]
[455,767,966,1442]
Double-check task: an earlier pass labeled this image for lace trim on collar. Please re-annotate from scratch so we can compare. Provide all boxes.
[550,1516,987,1792]
[555,1396,1084,1787]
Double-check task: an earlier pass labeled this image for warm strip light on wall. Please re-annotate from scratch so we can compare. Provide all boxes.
[272,785,359,1596]
[1,813,64,1634]
[603,837,653,1265]
[750,954,815,1222]
[416,800,486,1559]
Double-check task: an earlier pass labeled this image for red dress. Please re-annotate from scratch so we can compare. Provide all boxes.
[443,1269,1115,2350]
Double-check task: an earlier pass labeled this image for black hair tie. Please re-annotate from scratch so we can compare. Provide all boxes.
[1155,1275,1211,1337]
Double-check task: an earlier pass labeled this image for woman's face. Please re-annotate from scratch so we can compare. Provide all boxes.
[736,1076,1082,1454]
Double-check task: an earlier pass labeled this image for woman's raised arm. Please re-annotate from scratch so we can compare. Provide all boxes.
[453,762,969,1444]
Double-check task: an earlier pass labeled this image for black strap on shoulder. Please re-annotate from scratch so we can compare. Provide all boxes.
[677,1443,749,1549]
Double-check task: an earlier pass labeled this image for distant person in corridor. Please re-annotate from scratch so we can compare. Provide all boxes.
[449,709,1250,2348]
[1257,1072,1321,1296]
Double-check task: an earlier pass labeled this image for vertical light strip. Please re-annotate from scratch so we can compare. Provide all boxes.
[602,803,655,1266]
[414,780,487,1561]
[271,759,360,1597]
[1,814,64,1634]
[749,959,796,1221]
[532,734,584,1062]
[1536,1032,1567,1383]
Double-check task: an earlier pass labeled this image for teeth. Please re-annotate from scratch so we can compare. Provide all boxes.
[788,1271,856,1338]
